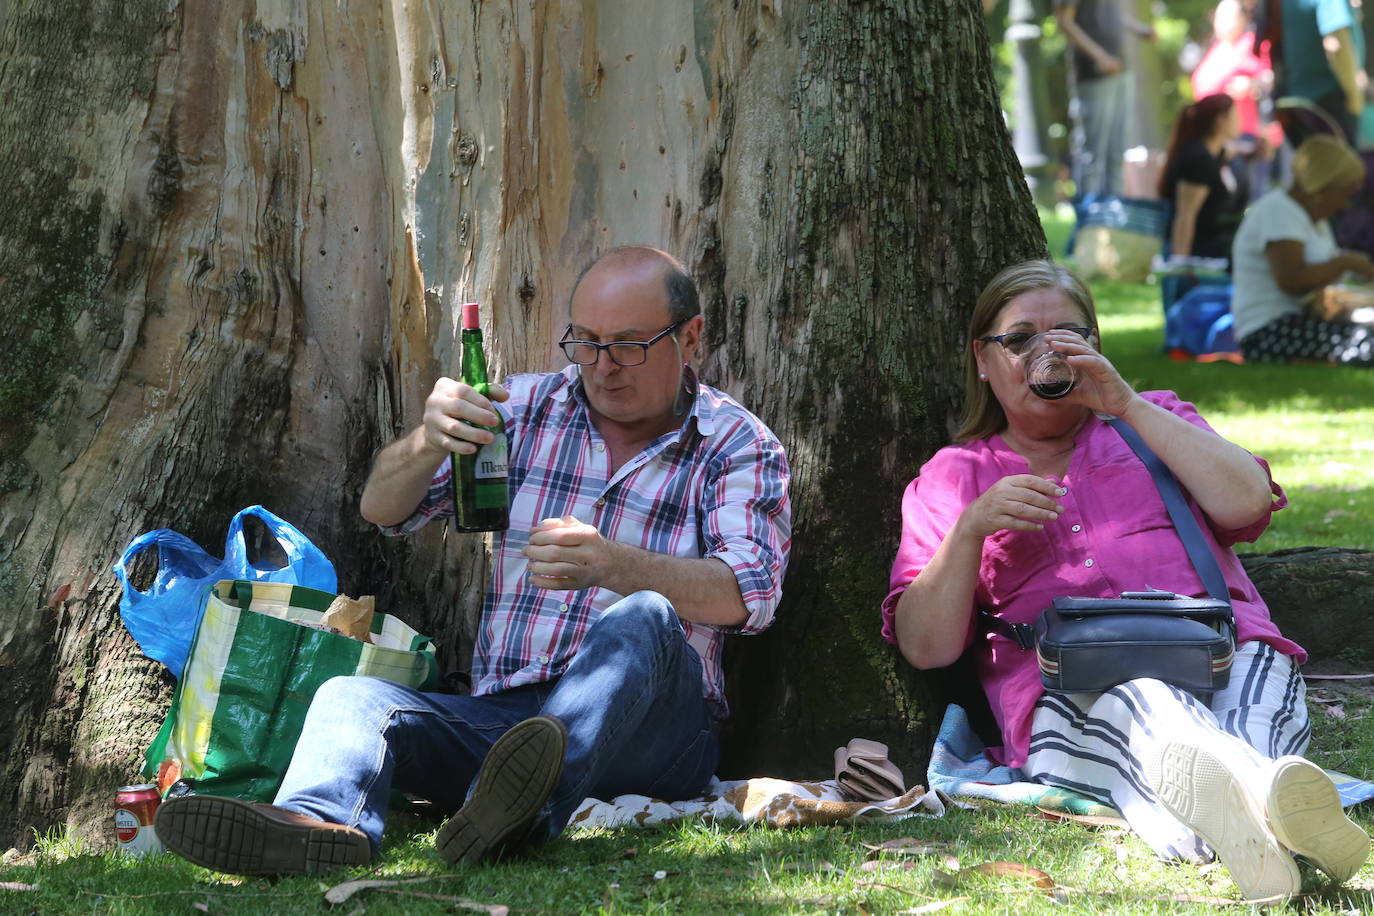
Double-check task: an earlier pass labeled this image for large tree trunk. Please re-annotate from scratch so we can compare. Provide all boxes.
[0,0,1044,849]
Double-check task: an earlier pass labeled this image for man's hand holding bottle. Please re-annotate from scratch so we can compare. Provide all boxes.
[420,378,509,457]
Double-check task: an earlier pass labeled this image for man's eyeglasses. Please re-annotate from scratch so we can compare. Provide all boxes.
[560,319,686,367]
[979,327,1094,357]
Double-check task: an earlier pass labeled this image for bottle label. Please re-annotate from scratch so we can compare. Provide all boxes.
[474,433,508,480]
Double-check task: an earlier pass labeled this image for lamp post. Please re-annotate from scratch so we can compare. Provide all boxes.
[1006,0,1057,208]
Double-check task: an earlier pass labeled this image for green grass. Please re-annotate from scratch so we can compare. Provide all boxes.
[5,736,1374,916]
[1047,209,1374,551]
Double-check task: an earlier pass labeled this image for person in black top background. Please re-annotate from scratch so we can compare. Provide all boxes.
[1160,93,1250,264]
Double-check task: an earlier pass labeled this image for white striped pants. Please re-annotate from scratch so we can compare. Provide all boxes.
[1025,642,1310,861]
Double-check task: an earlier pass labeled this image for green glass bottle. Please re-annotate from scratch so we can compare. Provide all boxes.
[451,302,509,532]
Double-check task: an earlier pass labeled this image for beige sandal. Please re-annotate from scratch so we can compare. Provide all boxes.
[834,738,906,802]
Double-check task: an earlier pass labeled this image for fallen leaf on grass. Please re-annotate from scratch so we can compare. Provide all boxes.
[931,868,960,890]
[968,862,1055,888]
[861,838,951,856]
[1323,704,1347,720]
[377,889,507,913]
[859,859,919,873]
[932,861,1056,892]
[620,847,638,859]
[1032,807,1130,829]
[325,875,506,913]
[896,897,970,914]
[0,882,39,892]
[327,878,425,904]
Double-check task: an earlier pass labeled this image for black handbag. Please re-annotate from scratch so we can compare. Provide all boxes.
[982,418,1237,696]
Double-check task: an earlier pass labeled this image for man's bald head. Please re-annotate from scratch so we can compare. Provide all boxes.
[570,246,700,323]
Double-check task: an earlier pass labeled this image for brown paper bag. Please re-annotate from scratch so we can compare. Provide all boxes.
[319,594,375,644]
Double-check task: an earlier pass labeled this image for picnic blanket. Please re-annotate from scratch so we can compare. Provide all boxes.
[564,702,1374,833]
[567,777,948,831]
[927,704,1121,817]
[927,703,1374,812]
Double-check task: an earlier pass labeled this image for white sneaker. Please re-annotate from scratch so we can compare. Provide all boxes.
[1265,755,1370,884]
[1144,739,1300,902]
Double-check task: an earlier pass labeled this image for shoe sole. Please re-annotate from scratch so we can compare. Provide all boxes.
[1144,740,1300,901]
[1266,755,1370,883]
[155,796,370,875]
[436,714,567,865]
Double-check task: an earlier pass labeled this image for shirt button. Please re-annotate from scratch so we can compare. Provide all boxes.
[1084,558,1095,568]
[557,603,569,614]
[538,654,550,665]
[595,497,607,507]
[1071,524,1082,533]
[594,443,605,452]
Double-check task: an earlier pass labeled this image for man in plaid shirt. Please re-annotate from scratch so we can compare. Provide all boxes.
[156,246,792,875]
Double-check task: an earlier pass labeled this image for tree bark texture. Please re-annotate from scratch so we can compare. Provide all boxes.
[0,0,1045,849]
[1240,548,1374,670]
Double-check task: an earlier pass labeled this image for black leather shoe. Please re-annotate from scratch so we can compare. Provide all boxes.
[156,795,370,875]
[436,713,568,865]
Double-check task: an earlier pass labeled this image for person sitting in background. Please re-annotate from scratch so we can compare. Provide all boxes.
[1160,93,1249,264]
[882,258,1369,903]
[1231,134,1374,364]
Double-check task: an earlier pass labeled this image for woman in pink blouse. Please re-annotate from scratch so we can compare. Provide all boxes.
[882,260,1367,902]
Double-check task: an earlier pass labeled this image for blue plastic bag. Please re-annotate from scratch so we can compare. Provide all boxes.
[112,506,337,678]
[1165,284,1236,356]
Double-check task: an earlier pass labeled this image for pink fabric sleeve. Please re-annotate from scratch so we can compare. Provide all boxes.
[879,449,980,647]
[1145,390,1287,546]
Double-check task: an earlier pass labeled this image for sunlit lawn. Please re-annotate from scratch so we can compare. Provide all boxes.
[6,763,1374,915]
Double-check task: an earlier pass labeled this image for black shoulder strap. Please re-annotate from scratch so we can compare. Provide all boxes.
[981,611,1036,650]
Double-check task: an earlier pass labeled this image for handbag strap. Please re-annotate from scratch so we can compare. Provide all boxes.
[981,611,1035,649]
[978,415,1233,649]
[1106,417,1230,603]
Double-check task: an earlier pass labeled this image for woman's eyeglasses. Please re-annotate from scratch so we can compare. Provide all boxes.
[560,319,686,367]
[979,327,1094,357]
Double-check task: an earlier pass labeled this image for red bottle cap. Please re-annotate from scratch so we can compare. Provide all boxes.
[461,302,480,330]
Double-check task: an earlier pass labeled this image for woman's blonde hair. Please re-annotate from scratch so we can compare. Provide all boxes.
[954,259,1099,443]
[1292,134,1366,195]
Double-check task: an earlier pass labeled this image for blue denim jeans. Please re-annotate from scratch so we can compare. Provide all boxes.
[273,590,719,853]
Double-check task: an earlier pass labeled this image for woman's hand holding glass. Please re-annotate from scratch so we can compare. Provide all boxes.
[956,474,1066,538]
[1032,329,1139,419]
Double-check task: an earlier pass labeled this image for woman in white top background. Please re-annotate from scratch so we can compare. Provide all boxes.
[1230,134,1374,365]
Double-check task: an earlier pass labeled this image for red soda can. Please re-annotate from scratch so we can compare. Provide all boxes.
[114,783,163,855]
